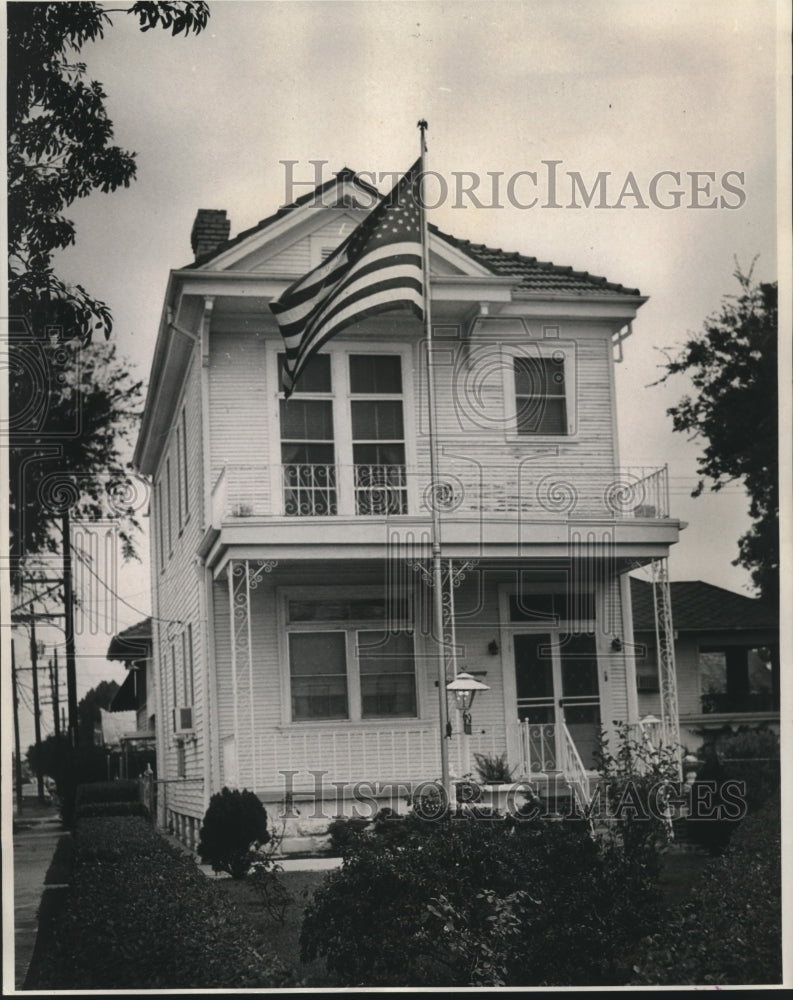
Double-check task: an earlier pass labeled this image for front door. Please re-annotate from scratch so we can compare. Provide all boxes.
[514,631,601,773]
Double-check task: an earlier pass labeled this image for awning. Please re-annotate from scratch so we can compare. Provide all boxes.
[109,669,137,712]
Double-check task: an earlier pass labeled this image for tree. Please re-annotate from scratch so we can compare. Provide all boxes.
[8,1,210,341]
[7,2,209,586]
[10,336,144,577]
[656,266,778,604]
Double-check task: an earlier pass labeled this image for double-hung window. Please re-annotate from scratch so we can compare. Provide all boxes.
[503,344,576,437]
[284,594,417,722]
[279,354,336,515]
[349,354,407,514]
[276,347,410,515]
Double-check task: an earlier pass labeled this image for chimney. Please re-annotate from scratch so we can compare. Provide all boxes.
[190,209,231,261]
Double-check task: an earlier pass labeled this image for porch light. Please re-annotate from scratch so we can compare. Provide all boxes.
[447,672,490,735]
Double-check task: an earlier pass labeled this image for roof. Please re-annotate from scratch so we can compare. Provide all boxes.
[107,618,152,662]
[187,167,641,297]
[631,579,778,633]
[430,226,641,296]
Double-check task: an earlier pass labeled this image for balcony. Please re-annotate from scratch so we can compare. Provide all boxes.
[211,462,670,523]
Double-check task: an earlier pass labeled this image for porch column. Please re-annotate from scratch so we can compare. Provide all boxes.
[228,558,278,792]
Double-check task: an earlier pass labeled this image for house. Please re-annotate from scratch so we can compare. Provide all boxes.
[630,578,779,751]
[107,618,157,778]
[133,167,683,850]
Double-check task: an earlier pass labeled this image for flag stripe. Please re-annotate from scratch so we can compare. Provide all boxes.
[279,259,423,348]
[286,278,423,359]
[273,243,421,329]
[270,161,424,398]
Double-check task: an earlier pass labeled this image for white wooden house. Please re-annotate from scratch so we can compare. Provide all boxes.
[134,169,682,850]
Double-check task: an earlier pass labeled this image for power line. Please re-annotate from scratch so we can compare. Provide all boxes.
[71,545,180,626]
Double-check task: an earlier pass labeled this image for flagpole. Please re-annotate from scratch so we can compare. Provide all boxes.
[417,119,451,804]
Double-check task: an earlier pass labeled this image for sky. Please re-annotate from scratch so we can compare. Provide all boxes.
[7,0,787,751]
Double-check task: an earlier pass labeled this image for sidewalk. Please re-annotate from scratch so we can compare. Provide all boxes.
[10,801,65,991]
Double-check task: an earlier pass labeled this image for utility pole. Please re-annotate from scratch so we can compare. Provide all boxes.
[12,640,24,815]
[62,508,79,748]
[30,611,45,803]
[50,648,61,738]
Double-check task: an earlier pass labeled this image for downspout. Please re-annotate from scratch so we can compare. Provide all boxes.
[620,571,640,724]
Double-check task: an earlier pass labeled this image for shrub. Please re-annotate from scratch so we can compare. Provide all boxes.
[301,814,662,986]
[197,787,270,879]
[473,751,516,784]
[632,792,782,985]
[57,747,112,828]
[75,801,150,821]
[593,722,681,867]
[34,814,290,989]
[709,725,780,812]
[75,779,139,805]
[327,816,370,852]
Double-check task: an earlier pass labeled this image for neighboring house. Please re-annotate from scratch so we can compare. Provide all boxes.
[107,618,157,778]
[630,578,779,751]
[133,168,683,849]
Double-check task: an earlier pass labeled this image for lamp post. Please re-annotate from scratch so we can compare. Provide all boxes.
[446,672,490,778]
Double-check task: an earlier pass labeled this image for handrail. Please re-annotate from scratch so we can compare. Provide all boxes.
[559,721,591,813]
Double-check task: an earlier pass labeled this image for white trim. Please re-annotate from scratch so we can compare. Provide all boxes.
[500,340,578,441]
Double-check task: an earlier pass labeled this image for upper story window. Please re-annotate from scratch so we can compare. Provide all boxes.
[280,354,336,515]
[349,355,407,514]
[276,347,411,516]
[502,344,577,438]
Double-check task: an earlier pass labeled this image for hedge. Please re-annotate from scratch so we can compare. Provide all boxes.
[631,792,782,985]
[75,779,140,805]
[33,816,290,989]
[302,813,662,987]
[74,800,151,821]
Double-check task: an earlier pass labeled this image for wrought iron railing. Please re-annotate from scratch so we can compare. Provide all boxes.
[558,721,592,811]
[519,720,558,774]
[353,464,408,515]
[283,463,337,516]
[210,463,671,521]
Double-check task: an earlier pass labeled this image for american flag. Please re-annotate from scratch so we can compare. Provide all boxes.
[270,160,425,397]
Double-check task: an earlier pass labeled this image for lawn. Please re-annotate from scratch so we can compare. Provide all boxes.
[212,868,337,987]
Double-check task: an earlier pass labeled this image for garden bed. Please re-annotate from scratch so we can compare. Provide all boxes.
[212,869,337,986]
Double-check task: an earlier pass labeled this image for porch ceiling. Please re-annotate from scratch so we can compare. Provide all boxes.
[203,516,681,579]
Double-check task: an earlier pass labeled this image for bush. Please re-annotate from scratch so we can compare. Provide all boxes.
[75,779,140,805]
[34,814,290,989]
[197,787,270,879]
[75,801,150,821]
[710,725,780,812]
[301,814,662,986]
[57,747,111,828]
[327,816,370,852]
[632,792,782,985]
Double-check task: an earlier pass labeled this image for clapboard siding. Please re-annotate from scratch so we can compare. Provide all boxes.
[208,330,271,488]
[149,344,207,819]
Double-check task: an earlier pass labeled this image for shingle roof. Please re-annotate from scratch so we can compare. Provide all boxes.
[630,579,778,632]
[107,618,152,662]
[186,169,642,296]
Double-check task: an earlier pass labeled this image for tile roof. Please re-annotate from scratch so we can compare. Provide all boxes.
[630,579,778,633]
[186,169,642,296]
[430,226,641,296]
